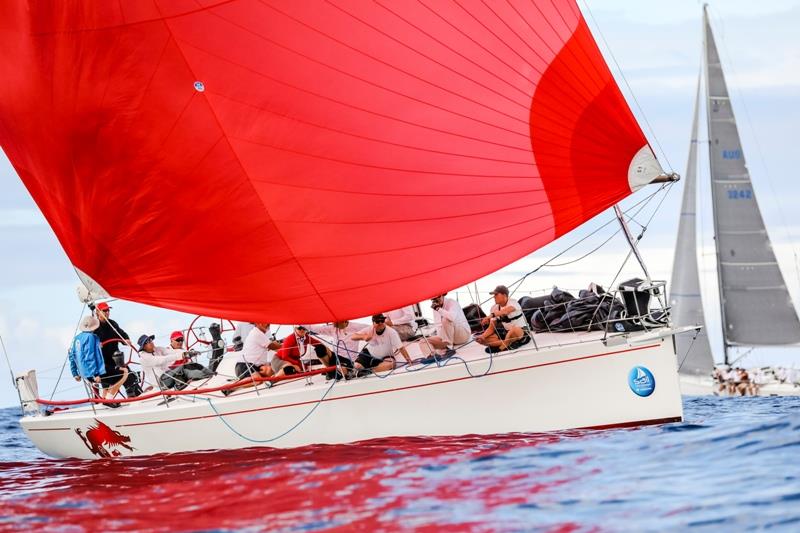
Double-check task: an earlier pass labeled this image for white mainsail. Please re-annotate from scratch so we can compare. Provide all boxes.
[670,78,714,375]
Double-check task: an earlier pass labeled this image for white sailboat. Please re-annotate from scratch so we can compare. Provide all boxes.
[672,6,800,396]
[1,1,687,459]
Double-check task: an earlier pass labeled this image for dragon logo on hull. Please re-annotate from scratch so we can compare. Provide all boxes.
[75,419,134,457]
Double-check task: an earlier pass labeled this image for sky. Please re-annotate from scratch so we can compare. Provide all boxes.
[2,0,800,407]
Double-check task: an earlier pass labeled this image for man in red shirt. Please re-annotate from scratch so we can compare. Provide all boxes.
[271,326,321,377]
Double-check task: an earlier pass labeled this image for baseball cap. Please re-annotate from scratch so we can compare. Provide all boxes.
[372,314,387,323]
[136,334,155,350]
[490,285,509,296]
[96,302,111,312]
[170,331,184,341]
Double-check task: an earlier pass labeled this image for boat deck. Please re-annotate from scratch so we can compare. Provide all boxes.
[40,327,657,419]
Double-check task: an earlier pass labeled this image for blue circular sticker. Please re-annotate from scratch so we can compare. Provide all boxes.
[194,81,205,92]
[628,366,656,397]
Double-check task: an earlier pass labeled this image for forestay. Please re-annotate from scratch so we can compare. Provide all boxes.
[703,8,800,346]
[0,1,663,323]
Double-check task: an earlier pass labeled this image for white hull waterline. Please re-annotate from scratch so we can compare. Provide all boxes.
[21,329,683,459]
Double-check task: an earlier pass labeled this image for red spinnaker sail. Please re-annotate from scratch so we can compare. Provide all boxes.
[0,1,659,322]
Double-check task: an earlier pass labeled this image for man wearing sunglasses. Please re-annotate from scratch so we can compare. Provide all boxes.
[351,314,413,374]
[93,301,142,397]
[272,325,321,377]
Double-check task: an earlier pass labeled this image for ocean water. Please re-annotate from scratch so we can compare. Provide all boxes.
[0,397,798,532]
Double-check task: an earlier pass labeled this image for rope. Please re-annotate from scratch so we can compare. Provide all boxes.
[676,329,700,373]
[204,374,338,444]
[0,335,16,390]
[49,303,87,401]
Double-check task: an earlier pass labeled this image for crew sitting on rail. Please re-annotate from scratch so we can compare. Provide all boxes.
[138,334,171,388]
[137,333,188,389]
[93,302,142,397]
[351,314,413,374]
[304,320,367,363]
[423,293,471,360]
[474,285,529,353]
[272,325,320,377]
[235,323,281,380]
[384,305,416,341]
[69,316,112,397]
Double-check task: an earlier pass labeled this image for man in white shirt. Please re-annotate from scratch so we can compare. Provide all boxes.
[351,314,412,374]
[424,293,471,358]
[236,323,282,379]
[384,306,416,341]
[138,334,177,390]
[475,285,529,352]
[306,320,367,362]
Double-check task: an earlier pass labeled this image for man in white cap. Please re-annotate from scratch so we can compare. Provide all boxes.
[475,285,528,352]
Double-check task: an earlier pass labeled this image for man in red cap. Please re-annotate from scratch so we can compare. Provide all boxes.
[166,331,190,364]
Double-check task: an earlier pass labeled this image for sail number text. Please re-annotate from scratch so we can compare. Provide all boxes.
[727,189,752,200]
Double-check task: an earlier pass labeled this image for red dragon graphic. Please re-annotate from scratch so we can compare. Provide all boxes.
[75,420,134,457]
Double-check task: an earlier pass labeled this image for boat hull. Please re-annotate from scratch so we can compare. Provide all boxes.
[679,373,800,397]
[22,331,683,459]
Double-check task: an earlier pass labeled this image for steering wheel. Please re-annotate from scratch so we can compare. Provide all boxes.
[184,316,237,351]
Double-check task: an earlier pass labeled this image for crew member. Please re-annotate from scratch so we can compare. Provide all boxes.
[384,306,416,341]
[68,316,108,395]
[475,285,528,352]
[94,302,142,397]
[424,293,471,359]
[351,314,412,374]
[273,326,320,377]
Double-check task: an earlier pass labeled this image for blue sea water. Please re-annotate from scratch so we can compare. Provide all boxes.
[0,396,798,531]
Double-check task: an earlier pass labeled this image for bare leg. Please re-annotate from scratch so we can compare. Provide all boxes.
[501,326,525,350]
[104,368,128,398]
[426,336,450,351]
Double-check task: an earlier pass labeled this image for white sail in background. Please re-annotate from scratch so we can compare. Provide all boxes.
[670,78,714,375]
[703,6,800,350]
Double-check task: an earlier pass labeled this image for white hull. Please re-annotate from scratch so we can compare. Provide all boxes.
[22,329,684,459]
[679,373,800,397]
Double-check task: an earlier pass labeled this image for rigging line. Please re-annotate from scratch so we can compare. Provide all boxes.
[606,182,676,291]
[579,0,674,173]
[709,6,800,296]
[49,303,88,402]
[0,335,15,390]
[676,330,700,373]
[499,185,667,304]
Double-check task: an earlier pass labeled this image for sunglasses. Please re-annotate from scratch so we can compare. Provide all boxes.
[173,338,184,343]
[373,319,386,324]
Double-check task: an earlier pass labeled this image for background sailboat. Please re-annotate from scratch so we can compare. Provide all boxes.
[671,6,800,395]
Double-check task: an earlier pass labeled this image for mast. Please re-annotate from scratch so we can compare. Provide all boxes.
[702,5,729,365]
[703,5,800,363]
[669,73,714,375]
